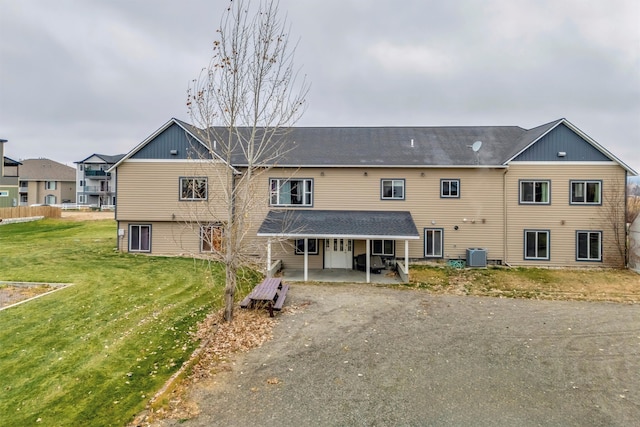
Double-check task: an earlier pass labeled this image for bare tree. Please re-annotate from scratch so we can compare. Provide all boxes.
[186,0,308,322]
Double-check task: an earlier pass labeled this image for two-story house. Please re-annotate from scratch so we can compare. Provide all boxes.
[75,154,124,208]
[110,118,637,281]
[0,139,22,208]
[18,159,76,206]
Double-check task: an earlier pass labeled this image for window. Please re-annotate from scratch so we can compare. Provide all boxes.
[180,177,207,200]
[0,191,8,197]
[381,179,405,200]
[576,231,602,261]
[201,225,223,252]
[524,230,549,260]
[270,178,313,206]
[424,228,443,258]
[372,239,395,256]
[79,180,85,187]
[570,181,601,204]
[129,225,151,252]
[20,194,28,203]
[295,239,318,255]
[78,194,86,204]
[45,181,57,190]
[520,180,550,204]
[44,195,56,205]
[440,179,460,198]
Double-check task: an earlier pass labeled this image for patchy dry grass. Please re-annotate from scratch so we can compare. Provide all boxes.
[409,265,640,302]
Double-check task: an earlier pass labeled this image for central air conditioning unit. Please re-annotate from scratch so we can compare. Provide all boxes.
[466,248,487,267]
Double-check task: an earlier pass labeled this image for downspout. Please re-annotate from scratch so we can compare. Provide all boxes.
[503,168,511,267]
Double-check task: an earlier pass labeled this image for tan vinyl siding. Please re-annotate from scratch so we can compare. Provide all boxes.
[505,163,626,267]
[118,221,210,256]
[257,167,506,263]
[116,161,232,222]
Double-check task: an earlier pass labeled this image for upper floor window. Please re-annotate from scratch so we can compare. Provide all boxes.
[372,239,395,256]
[520,180,550,204]
[45,181,57,190]
[381,179,405,200]
[570,180,601,205]
[270,178,313,206]
[180,177,207,200]
[440,179,460,198]
[576,231,602,261]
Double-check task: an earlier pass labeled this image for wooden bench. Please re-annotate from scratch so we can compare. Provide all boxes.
[240,278,289,317]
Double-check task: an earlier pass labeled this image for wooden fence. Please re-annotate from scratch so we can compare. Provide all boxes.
[0,206,62,220]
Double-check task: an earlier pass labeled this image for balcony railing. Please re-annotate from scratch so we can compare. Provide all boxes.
[85,170,111,177]
[83,186,113,194]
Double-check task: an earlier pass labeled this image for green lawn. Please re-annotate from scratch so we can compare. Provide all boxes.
[0,219,256,426]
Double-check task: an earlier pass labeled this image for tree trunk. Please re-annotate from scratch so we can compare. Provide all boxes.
[224,263,236,322]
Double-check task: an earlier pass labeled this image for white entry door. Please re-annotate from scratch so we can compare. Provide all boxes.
[324,238,352,269]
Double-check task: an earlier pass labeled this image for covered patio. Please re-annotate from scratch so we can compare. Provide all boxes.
[279,268,404,284]
[257,210,420,283]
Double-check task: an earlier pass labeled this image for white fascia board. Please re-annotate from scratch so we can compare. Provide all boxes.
[241,164,507,169]
[124,158,227,163]
[508,160,620,166]
[257,233,420,239]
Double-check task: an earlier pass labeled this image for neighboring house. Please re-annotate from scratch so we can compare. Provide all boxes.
[630,214,640,273]
[18,159,76,206]
[0,138,21,208]
[111,118,637,280]
[75,154,124,208]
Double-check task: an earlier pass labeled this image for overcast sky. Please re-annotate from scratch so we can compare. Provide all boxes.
[1,0,638,174]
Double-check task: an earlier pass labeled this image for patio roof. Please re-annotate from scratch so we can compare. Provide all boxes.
[257,210,420,239]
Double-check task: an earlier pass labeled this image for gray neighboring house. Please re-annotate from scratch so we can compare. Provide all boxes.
[75,154,125,208]
[1,138,21,208]
[18,159,76,206]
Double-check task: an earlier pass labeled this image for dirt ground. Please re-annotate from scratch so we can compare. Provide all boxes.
[61,210,115,221]
[148,283,640,427]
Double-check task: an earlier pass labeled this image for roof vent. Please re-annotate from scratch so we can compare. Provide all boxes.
[170,149,178,155]
[558,151,566,157]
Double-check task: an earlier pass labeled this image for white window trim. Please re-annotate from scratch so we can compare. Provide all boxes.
[519,180,550,204]
[576,231,602,261]
[440,179,460,198]
[381,179,405,200]
[295,238,319,255]
[424,228,443,258]
[270,178,313,207]
[200,224,223,253]
[179,177,208,201]
[372,239,395,256]
[570,180,602,205]
[129,224,151,253]
[524,230,550,260]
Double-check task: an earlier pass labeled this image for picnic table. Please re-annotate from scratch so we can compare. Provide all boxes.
[240,278,289,317]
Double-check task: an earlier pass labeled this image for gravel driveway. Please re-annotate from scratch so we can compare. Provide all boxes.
[157,283,639,427]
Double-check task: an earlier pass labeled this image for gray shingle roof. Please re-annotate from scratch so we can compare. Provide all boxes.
[18,159,75,181]
[76,153,125,164]
[257,210,420,239]
[198,123,561,167]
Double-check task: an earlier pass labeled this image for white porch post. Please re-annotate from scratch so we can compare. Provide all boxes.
[366,238,371,283]
[267,239,272,278]
[304,238,309,282]
[405,239,409,276]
